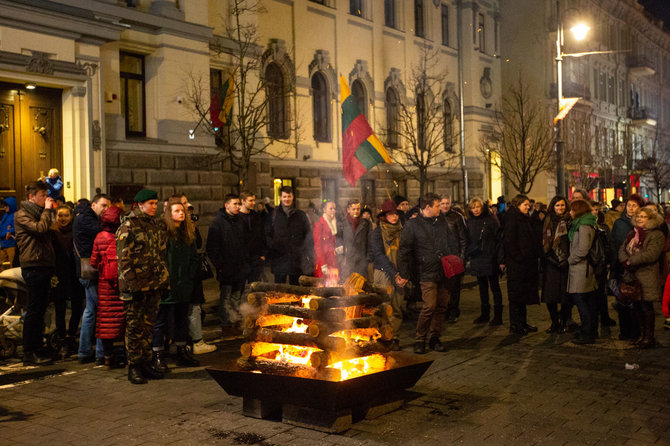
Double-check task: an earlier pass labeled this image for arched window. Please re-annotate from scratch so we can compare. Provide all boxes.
[351,79,367,118]
[416,90,426,151]
[444,99,454,152]
[265,63,287,139]
[312,72,330,142]
[385,87,399,148]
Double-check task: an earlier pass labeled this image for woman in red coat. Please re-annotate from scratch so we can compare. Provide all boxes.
[90,206,125,369]
[313,200,339,278]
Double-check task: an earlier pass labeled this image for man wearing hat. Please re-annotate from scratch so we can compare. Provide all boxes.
[369,199,406,350]
[605,198,624,231]
[117,189,170,384]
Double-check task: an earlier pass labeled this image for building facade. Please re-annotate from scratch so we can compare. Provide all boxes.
[501,0,670,204]
[0,0,502,224]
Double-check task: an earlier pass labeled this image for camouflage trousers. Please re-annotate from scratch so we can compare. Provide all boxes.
[124,291,161,366]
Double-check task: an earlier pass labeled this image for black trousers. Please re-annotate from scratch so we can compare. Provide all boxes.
[477,275,503,312]
[509,302,527,328]
[446,274,463,317]
[22,267,54,353]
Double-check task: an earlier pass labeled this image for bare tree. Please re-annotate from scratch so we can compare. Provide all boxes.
[183,0,299,190]
[637,129,670,203]
[379,47,460,198]
[564,111,608,192]
[480,77,555,195]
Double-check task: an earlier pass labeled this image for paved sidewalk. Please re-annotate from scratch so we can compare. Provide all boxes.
[1,278,669,445]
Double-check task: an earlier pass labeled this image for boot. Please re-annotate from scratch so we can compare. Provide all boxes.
[152,350,170,374]
[128,365,147,384]
[175,345,200,367]
[141,361,165,380]
[473,305,490,324]
[413,342,426,354]
[638,306,656,349]
[630,308,646,346]
[489,306,503,326]
[428,338,446,352]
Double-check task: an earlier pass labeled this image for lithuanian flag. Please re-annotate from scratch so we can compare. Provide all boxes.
[210,72,235,129]
[341,76,391,186]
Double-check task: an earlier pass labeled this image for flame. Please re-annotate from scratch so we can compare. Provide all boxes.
[326,354,387,381]
[301,296,315,308]
[331,328,382,343]
[325,268,339,287]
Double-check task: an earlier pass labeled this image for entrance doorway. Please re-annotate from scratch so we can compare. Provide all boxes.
[0,82,62,199]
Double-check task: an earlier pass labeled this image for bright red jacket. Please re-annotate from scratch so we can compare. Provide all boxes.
[313,216,338,277]
[90,230,125,340]
[663,273,670,318]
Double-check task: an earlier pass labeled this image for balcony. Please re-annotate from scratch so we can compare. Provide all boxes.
[550,81,591,101]
[626,55,656,77]
[628,107,657,127]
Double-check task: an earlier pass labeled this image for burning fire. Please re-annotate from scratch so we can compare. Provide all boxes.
[331,328,382,343]
[326,354,387,381]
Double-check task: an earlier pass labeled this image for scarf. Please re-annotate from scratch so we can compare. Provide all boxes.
[568,213,597,242]
[625,227,646,255]
[380,220,402,267]
[20,200,45,220]
[323,215,337,236]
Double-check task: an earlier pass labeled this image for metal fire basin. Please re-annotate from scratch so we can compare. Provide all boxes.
[206,352,433,412]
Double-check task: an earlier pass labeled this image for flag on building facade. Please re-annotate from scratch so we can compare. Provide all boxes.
[210,72,235,129]
[340,76,392,186]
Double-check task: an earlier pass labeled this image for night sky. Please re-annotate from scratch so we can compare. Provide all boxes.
[638,0,670,32]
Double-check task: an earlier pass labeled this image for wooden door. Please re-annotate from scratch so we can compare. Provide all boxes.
[0,82,62,199]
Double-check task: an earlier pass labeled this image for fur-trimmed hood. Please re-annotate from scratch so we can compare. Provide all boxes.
[639,205,665,231]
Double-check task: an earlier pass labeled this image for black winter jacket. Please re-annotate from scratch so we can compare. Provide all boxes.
[73,207,101,277]
[207,209,247,284]
[466,210,501,277]
[443,210,468,259]
[398,214,461,283]
[264,206,314,276]
[238,210,267,261]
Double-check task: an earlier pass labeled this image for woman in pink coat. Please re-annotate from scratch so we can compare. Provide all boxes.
[90,206,125,368]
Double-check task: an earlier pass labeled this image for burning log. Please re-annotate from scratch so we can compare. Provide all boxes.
[250,282,345,297]
[245,314,297,329]
[308,294,389,311]
[247,292,302,306]
[307,317,384,337]
[245,306,346,328]
[237,356,342,381]
[298,275,325,287]
[309,342,390,368]
[240,342,281,359]
[254,328,346,352]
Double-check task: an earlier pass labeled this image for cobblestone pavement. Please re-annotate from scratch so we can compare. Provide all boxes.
[1,278,669,445]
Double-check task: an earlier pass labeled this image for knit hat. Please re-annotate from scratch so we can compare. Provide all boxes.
[134,189,158,203]
[377,199,397,219]
[610,199,622,209]
[393,195,408,206]
[100,206,122,231]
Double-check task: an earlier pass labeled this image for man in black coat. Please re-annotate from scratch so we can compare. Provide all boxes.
[238,191,267,284]
[73,193,110,363]
[440,196,468,323]
[207,194,247,334]
[339,199,371,280]
[264,186,313,285]
[398,193,461,354]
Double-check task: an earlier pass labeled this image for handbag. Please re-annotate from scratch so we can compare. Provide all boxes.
[441,255,465,279]
[618,271,643,303]
[74,243,98,281]
[198,252,214,280]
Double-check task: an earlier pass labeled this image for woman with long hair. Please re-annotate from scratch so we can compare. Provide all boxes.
[151,199,200,372]
[466,197,504,325]
[541,196,571,333]
[313,200,339,279]
[503,194,543,335]
[618,205,666,348]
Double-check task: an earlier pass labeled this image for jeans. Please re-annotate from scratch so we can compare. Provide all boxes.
[153,303,190,349]
[572,292,598,339]
[476,275,503,314]
[219,282,243,328]
[188,304,203,342]
[78,278,104,359]
[21,267,53,353]
[415,280,450,342]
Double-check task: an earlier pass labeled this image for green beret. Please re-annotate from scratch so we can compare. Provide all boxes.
[134,189,158,203]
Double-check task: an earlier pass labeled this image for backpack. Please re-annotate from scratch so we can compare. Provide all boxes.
[586,227,607,278]
[100,241,118,282]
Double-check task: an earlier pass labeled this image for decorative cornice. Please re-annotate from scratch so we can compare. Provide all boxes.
[0,50,87,79]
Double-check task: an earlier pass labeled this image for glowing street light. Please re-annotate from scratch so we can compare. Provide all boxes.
[569,23,590,41]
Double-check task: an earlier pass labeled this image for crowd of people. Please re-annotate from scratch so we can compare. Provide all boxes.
[2,177,670,384]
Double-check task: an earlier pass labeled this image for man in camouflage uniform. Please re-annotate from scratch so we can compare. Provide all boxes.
[116,189,169,384]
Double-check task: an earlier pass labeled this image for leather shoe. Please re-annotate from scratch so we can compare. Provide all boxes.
[429,338,446,352]
[141,362,165,380]
[152,350,170,374]
[546,324,561,334]
[523,323,538,332]
[509,325,528,335]
[175,346,200,367]
[128,365,147,384]
[23,351,54,366]
[572,336,595,345]
[413,342,426,354]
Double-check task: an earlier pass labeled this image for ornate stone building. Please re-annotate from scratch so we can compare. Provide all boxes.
[501,0,670,203]
[0,0,503,224]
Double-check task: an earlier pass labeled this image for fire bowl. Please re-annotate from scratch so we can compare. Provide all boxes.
[206,352,433,412]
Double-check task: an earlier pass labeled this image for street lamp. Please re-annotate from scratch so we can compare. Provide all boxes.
[554,2,590,197]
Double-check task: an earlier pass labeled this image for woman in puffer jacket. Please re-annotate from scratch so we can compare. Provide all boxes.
[618,205,666,349]
[90,206,125,368]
